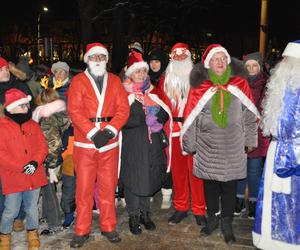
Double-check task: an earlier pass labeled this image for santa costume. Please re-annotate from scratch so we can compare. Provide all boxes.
[158,43,206,225]
[67,42,129,243]
[253,40,300,250]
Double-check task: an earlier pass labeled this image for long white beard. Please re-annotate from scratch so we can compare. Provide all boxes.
[88,61,107,76]
[261,57,300,136]
[164,57,193,109]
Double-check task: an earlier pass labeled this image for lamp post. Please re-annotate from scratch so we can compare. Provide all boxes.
[37,6,48,64]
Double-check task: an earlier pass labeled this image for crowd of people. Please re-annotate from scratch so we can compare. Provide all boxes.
[0,39,299,250]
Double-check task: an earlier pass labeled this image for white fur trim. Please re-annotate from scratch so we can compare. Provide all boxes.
[227,85,261,119]
[74,141,119,153]
[125,61,149,77]
[128,94,135,105]
[84,46,109,63]
[180,87,215,151]
[204,47,231,69]
[87,127,99,140]
[282,42,300,59]
[271,173,291,194]
[105,125,118,138]
[6,95,32,112]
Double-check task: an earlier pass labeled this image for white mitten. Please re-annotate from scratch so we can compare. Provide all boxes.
[49,168,58,183]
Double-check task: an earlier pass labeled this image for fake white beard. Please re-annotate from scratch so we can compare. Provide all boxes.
[261,57,300,136]
[88,61,107,76]
[164,57,193,108]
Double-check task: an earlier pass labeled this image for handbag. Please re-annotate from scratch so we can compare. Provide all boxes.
[159,130,169,149]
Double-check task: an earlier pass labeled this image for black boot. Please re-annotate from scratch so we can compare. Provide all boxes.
[129,215,142,235]
[101,231,121,243]
[248,201,257,219]
[234,197,245,216]
[200,213,219,235]
[168,210,188,225]
[194,215,207,226]
[221,217,236,244]
[140,211,156,230]
[70,234,89,248]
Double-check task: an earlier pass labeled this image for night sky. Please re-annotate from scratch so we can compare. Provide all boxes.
[2,0,300,52]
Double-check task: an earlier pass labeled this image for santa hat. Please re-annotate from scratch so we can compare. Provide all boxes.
[282,40,300,59]
[171,43,191,57]
[5,88,32,112]
[0,57,8,68]
[202,44,231,69]
[125,50,149,77]
[51,61,70,74]
[83,42,109,63]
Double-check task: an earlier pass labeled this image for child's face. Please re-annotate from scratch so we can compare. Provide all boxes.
[10,103,29,114]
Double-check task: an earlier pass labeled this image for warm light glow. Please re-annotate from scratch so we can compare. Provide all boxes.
[43,6,48,12]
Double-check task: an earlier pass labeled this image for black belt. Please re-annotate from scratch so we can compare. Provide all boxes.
[90,117,113,122]
[173,117,184,122]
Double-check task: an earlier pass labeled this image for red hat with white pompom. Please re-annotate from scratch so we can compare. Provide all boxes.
[4,88,31,112]
[84,42,109,63]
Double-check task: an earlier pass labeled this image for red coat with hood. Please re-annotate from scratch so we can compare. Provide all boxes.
[0,117,48,194]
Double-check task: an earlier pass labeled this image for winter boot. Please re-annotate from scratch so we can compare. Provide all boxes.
[0,234,11,250]
[168,210,188,224]
[27,230,40,250]
[140,211,156,230]
[248,201,257,219]
[62,212,75,229]
[234,197,245,216]
[129,215,142,235]
[161,188,172,209]
[13,219,25,232]
[221,217,236,244]
[201,213,219,235]
[194,215,207,226]
[70,234,89,248]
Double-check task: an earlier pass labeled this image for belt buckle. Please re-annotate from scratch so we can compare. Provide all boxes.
[103,117,108,122]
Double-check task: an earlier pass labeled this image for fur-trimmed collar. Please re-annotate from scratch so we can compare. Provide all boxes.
[32,99,66,122]
[190,57,248,88]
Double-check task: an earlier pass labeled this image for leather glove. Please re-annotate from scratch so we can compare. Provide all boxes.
[92,129,114,149]
[48,168,58,183]
[23,161,38,175]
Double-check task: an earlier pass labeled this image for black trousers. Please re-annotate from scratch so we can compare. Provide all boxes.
[124,188,150,216]
[203,179,237,218]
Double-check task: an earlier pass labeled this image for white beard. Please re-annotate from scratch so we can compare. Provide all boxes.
[261,57,300,136]
[164,57,193,109]
[88,61,107,76]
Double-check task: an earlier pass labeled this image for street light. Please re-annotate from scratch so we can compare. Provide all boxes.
[37,6,48,64]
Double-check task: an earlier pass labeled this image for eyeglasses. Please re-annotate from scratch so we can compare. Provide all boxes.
[88,54,107,61]
[19,103,30,109]
[210,56,228,64]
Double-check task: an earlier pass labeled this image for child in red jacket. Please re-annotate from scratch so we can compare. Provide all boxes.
[0,88,48,250]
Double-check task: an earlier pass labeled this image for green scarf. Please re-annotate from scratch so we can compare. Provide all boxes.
[208,66,232,128]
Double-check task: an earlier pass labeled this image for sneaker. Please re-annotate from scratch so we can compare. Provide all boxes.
[168,210,188,225]
[40,226,61,236]
[70,234,89,248]
[13,219,25,232]
[39,217,47,224]
[101,231,121,243]
[62,212,75,229]
[194,215,207,226]
[234,197,245,216]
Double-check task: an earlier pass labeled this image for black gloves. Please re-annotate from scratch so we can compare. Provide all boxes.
[92,129,114,149]
[156,108,169,124]
[23,161,38,175]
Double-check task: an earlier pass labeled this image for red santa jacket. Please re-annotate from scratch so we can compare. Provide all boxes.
[158,74,186,136]
[67,70,129,152]
[0,117,48,194]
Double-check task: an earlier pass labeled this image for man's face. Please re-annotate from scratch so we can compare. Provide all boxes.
[172,48,189,61]
[54,68,68,81]
[0,66,10,82]
[209,52,228,76]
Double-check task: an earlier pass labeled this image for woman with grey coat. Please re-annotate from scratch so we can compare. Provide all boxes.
[181,44,260,244]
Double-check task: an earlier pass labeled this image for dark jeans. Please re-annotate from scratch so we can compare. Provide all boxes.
[0,177,25,221]
[124,188,150,216]
[61,174,76,214]
[41,182,61,227]
[204,179,237,218]
[236,157,264,201]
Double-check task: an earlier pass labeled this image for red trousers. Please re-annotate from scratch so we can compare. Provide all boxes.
[73,146,119,235]
[171,137,206,215]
